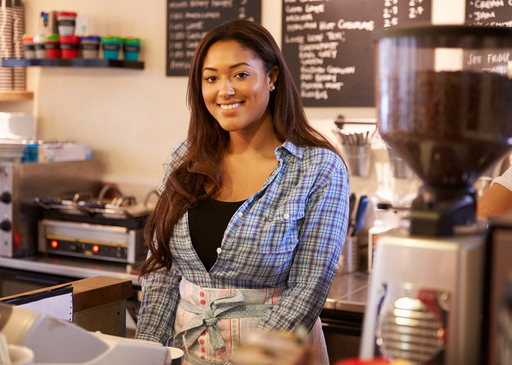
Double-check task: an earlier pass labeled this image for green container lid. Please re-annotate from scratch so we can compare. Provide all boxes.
[45,34,59,42]
[122,37,140,45]
[101,36,122,44]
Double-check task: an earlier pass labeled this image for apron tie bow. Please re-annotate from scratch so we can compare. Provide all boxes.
[178,290,246,351]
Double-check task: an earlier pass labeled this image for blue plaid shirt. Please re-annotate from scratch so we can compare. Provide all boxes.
[136,140,350,345]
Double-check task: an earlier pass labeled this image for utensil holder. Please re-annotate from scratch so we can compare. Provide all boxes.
[388,146,410,179]
[342,144,371,177]
[339,235,359,274]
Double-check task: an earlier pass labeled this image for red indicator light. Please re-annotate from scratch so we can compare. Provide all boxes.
[92,244,100,253]
[14,229,19,250]
[51,240,58,249]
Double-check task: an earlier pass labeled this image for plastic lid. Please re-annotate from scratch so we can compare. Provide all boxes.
[122,37,140,44]
[45,34,59,41]
[59,35,81,43]
[22,34,33,42]
[82,35,100,42]
[101,36,122,43]
[33,34,44,42]
[56,11,77,18]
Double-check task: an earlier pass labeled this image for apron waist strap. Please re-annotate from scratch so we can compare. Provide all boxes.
[175,289,274,351]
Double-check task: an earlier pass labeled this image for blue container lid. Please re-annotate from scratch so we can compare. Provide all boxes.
[82,35,100,42]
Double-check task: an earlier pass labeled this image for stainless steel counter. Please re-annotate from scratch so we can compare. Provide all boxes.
[325,271,369,313]
[0,255,140,285]
[0,255,369,313]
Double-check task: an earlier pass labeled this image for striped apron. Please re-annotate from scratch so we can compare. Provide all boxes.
[172,278,329,365]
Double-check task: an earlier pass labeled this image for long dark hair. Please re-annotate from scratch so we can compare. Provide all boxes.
[140,19,341,276]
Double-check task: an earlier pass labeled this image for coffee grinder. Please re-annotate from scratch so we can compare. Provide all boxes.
[360,25,512,364]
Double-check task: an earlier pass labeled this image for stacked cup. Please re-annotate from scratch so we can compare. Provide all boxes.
[122,37,140,61]
[56,11,77,36]
[0,1,13,90]
[100,36,141,61]
[81,35,100,59]
[56,11,80,59]
[44,34,60,58]
[101,36,122,60]
[21,34,34,59]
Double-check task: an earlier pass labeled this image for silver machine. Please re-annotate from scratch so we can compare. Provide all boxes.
[35,184,152,264]
[360,25,512,364]
[0,160,102,258]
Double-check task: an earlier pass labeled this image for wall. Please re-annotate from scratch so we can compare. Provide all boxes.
[0,0,376,201]
[0,1,468,204]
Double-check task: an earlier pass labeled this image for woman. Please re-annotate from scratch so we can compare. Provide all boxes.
[136,19,350,365]
[478,166,512,218]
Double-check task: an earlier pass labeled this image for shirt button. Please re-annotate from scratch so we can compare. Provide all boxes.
[200,299,206,305]
[334,264,340,270]
[237,212,243,218]
[283,213,290,219]
[216,247,222,254]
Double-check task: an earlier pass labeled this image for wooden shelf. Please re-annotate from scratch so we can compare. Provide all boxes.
[1,58,144,70]
[0,90,34,101]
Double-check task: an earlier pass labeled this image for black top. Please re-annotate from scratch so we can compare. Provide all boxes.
[188,198,245,271]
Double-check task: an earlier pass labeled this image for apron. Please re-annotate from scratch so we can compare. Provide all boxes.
[173,278,329,365]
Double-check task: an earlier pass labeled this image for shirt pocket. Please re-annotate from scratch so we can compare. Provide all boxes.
[257,202,304,254]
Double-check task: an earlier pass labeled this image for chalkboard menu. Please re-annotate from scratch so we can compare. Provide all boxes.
[167,0,261,76]
[464,1,512,76]
[282,0,431,107]
[466,0,512,26]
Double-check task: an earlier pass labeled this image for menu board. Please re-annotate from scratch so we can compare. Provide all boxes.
[167,0,261,76]
[282,0,431,107]
[466,1,512,26]
[464,1,512,75]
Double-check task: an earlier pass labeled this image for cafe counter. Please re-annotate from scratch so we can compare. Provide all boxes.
[0,255,369,309]
[0,255,368,362]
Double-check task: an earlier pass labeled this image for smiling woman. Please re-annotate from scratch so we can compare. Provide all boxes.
[135,19,350,365]
[200,40,278,149]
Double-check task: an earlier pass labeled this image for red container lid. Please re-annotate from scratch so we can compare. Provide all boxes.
[56,11,77,18]
[22,34,33,43]
[59,35,81,44]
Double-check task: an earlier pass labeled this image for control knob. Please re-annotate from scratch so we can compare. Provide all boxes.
[0,192,11,204]
[0,220,11,231]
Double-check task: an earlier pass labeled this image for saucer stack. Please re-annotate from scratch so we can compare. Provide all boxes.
[0,139,26,162]
[0,0,13,91]
[12,0,25,90]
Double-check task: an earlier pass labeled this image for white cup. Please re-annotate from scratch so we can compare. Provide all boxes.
[33,35,46,59]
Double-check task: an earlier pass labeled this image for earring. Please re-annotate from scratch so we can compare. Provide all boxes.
[270,85,275,91]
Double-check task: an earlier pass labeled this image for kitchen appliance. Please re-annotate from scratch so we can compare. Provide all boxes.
[38,219,146,264]
[0,160,102,258]
[36,186,151,264]
[360,25,512,364]
[0,302,184,364]
[481,215,512,365]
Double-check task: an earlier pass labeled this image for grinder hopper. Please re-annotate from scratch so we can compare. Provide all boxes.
[375,25,512,236]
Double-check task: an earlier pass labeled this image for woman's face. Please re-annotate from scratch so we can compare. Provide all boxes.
[201,40,277,135]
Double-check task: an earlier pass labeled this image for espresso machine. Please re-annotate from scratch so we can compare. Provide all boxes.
[360,25,512,364]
